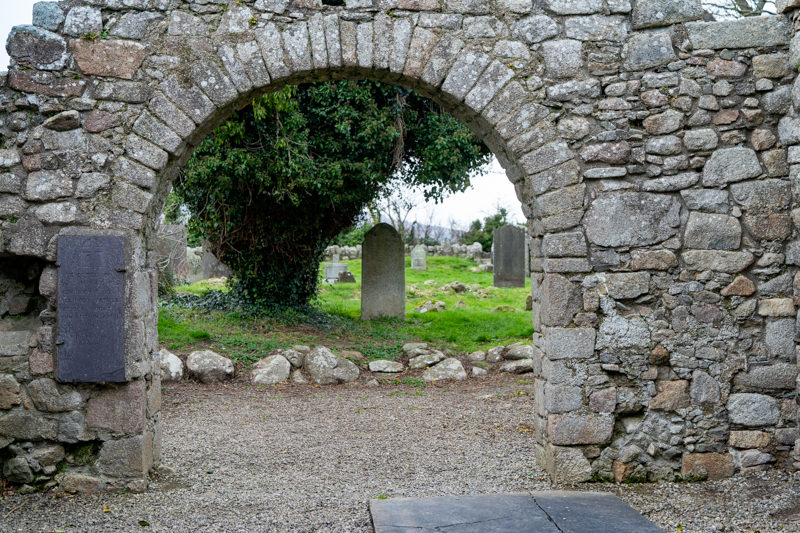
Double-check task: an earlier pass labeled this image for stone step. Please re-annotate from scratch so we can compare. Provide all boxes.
[370,491,663,533]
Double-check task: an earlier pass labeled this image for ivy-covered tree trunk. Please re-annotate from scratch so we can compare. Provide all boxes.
[175,81,491,310]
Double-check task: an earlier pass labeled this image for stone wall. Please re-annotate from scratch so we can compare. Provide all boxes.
[324,242,489,261]
[1,0,799,490]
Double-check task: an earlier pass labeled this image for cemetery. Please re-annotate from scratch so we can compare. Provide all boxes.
[2,0,800,529]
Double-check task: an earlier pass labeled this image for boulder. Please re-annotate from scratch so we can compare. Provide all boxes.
[504,344,535,360]
[408,350,446,369]
[422,358,467,382]
[304,347,360,385]
[368,360,404,373]
[186,350,234,383]
[252,354,291,385]
[159,349,183,382]
[499,359,535,373]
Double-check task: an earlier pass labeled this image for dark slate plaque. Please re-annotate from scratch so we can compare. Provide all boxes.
[57,235,126,383]
[493,224,526,288]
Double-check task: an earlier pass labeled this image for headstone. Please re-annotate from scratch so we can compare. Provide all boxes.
[57,235,126,383]
[411,244,427,271]
[154,224,188,280]
[324,261,349,284]
[492,225,526,288]
[200,240,232,279]
[468,242,484,260]
[361,223,405,320]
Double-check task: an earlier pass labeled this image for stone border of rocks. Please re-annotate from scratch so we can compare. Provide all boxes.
[159,341,537,387]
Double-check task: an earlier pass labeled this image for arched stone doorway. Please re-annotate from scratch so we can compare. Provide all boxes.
[1,0,798,490]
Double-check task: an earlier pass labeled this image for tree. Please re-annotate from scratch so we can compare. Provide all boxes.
[459,207,510,252]
[174,80,491,309]
[703,0,775,17]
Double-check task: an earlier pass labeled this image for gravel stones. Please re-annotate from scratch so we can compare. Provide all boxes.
[186,350,234,384]
[304,347,360,385]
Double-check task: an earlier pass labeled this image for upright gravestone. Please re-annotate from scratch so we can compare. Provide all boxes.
[361,223,405,320]
[411,244,427,271]
[57,234,127,382]
[493,225,526,288]
[324,253,350,284]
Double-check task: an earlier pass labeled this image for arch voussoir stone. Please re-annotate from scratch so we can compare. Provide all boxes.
[1,0,799,492]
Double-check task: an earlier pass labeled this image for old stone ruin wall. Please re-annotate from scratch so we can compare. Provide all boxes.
[530,11,800,481]
[0,0,799,491]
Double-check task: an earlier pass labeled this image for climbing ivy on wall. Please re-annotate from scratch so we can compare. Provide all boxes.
[174,80,491,310]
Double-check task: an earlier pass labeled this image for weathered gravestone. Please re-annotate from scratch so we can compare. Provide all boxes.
[493,225,526,288]
[57,235,126,383]
[200,241,232,279]
[361,223,405,320]
[155,224,188,281]
[411,244,427,271]
[324,254,351,284]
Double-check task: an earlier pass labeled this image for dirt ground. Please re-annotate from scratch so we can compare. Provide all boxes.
[1,376,799,532]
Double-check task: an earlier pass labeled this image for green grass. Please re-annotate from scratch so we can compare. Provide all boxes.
[316,256,532,352]
[162,256,533,363]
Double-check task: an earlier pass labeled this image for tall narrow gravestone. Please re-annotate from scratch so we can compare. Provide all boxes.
[57,235,127,382]
[411,244,427,271]
[493,225,526,288]
[361,223,405,320]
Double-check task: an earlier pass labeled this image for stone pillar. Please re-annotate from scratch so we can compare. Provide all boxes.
[361,223,405,320]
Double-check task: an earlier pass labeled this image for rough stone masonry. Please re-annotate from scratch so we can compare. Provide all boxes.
[1,0,800,491]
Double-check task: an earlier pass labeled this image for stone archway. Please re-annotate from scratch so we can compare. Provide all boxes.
[1,0,799,490]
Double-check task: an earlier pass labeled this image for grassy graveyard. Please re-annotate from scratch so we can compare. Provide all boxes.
[158,256,532,367]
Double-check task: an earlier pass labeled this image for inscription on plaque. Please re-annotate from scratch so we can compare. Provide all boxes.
[57,235,126,383]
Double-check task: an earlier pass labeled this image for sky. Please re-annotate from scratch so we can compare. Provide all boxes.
[0,0,525,230]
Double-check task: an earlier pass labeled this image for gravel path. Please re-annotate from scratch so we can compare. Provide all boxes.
[1,376,799,532]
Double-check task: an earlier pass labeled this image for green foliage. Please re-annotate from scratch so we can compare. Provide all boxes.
[333,222,374,247]
[459,207,510,252]
[157,309,212,349]
[175,80,491,310]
